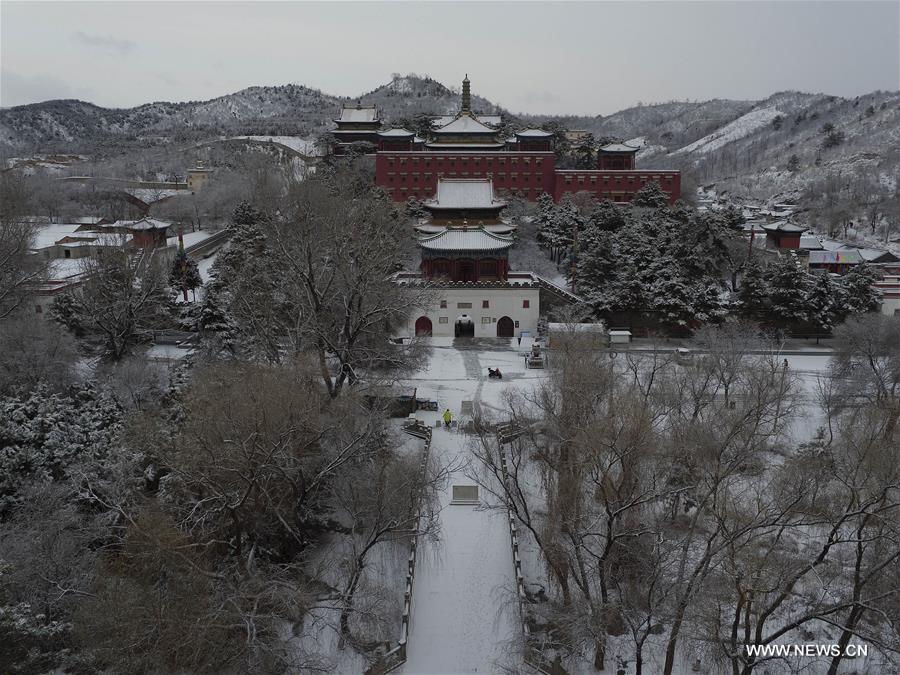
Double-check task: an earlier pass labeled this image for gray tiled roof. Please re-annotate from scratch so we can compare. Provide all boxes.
[599,142,639,153]
[425,178,506,210]
[337,106,378,123]
[419,227,514,252]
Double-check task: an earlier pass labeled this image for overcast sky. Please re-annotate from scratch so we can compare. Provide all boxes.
[2,1,898,115]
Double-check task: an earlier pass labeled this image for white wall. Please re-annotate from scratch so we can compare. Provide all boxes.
[406,285,540,338]
[881,294,900,317]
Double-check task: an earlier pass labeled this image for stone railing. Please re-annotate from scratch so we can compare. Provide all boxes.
[365,424,432,675]
[496,425,570,675]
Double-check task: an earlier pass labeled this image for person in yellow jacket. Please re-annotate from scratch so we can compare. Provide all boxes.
[443,408,452,429]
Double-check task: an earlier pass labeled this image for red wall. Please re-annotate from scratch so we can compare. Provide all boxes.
[767,233,801,249]
[376,151,557,202]
[553,171,681,205]
[374,152,681,204]
[598,154,636,170]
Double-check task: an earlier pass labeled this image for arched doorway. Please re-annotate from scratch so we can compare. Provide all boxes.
[455,314,474,338]
[496,316,514,338]
[414,316,433,337]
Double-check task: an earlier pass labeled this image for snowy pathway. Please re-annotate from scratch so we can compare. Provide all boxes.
[401,339,542,674]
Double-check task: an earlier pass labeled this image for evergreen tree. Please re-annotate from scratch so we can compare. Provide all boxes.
[632,181,670,209]
[405,196,428,219]
[650,272,725,328]
[737,256,770,320]
[720,204,745,231]
[587,199,630,232]
[841,262,882,314]
[805,271,843,331]
[198,285,239,356]
[0,383,123,514]
[208,202,285,361]
[534,193,557,245]
[169,248,203,302]
[49,291,84,336]
[787,154,801,173]
[767,254,811,324]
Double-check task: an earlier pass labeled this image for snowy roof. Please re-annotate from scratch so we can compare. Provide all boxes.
[424,142,506,150]
[763,221,806,234]
[30,223,84,250]
[799,235,824,250]
[413,223,446,235]
[548,322,606,333]
[433,114,498,135]
[416,222,516,236]
[337,106,378,123]
[112,217,171,231]
[419,228,514,253]
[425,178,506,210]
[838,246,898,262]
[821,239,846,251]
[516,129,554,138]
[48,258,87,280]
[809,250,862,265]
[377,128,414,137]
[599,142,639,153]
[432,114,501,127]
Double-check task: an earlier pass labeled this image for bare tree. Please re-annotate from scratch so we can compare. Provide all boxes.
[0,174,47,319]
[67,241,171,359]
[269,174,432,397]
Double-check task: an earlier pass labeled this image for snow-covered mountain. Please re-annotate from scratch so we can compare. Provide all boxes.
[2,75,898,204]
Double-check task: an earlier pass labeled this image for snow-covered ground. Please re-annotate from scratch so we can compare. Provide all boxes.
[676,105,782,155]
[166,229,216,250]
[399,338,546,674]
[196,253,217,284]
[31,222,86,250]
[47,258,86,279]
[124,187,185,203]
[171,252,217,305]
[227,135,320,156]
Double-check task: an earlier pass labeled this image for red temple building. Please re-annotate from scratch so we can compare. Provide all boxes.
[331,103,382,153]
[422,178,508,226]
[419,227,513,283]
[344,75,681,205]
[763,221,808,249]
[597,143,638,170]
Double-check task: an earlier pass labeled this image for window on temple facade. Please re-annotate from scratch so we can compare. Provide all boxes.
[482,300,489,308]
[523,299,530,308]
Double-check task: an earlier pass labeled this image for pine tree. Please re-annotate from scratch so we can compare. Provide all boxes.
[169,248,203,301]
[534,192,557,245]
[405,196,428,219]
[632,181,670,209]
[198,285,239,356]
[805,272,843,332]
[49,292,84,336]
[737,256,770,320]
[841,262,882,314]
[767,254,811,324]
[787,154,801,173]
